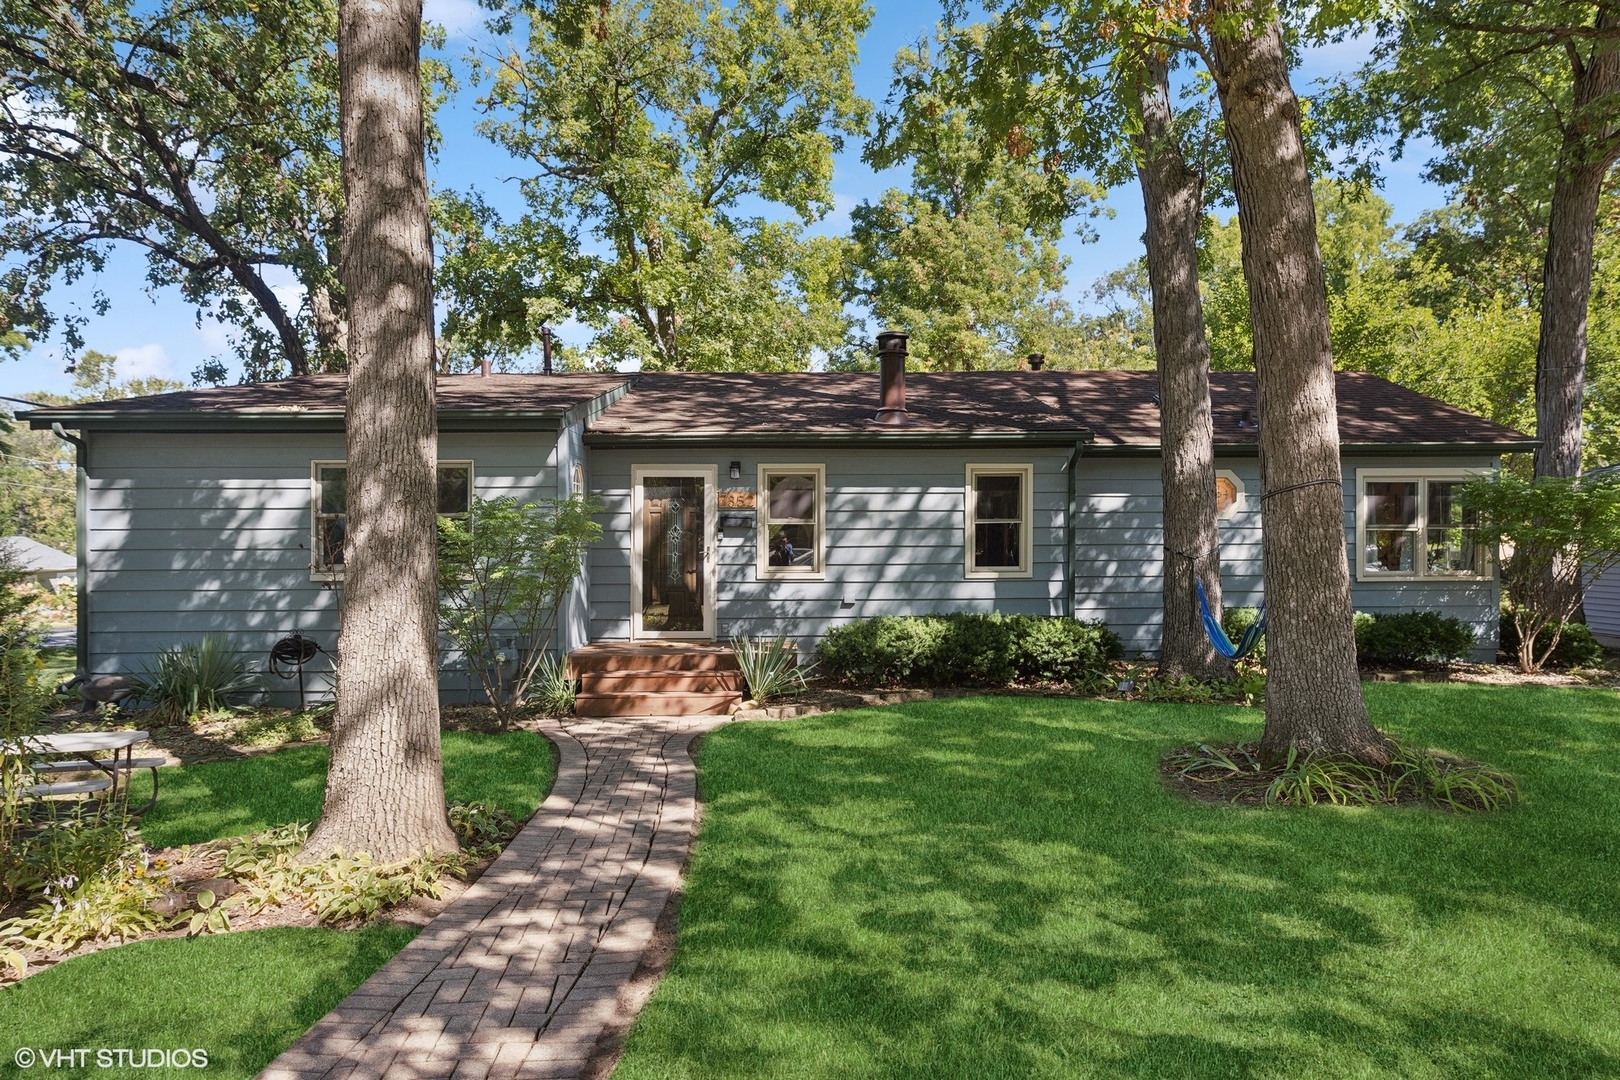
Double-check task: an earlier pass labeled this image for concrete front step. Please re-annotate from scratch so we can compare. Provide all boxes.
[573,690,739,717]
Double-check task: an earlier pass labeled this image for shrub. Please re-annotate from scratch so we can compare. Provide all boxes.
[527,651,576,714]
[817,613,1120,687]
[1354,611,1476,665]
[1221,607,1266,664]
[131,635,263,721]
[1498,616,1604,669]
[438,495,602,727]
[448,801,519,855]
[1009,617,1122,682]
[731,634,812,701]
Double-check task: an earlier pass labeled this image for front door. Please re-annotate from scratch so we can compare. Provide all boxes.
[632,466,716,639]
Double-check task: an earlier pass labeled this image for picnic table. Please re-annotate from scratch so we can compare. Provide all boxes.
[13,729,163,815]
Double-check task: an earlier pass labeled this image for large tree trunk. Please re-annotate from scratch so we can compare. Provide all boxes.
[1534,5,1620,482]
[1533,8,1620,620]
[1134,54,1232,682]
[1211,10,1384,762]
[301,0,456,862]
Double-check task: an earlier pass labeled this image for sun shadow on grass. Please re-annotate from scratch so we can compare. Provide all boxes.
[614,686,1620,1079]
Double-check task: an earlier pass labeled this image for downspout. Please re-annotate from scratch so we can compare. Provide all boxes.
[50,423,88,675]
[1064,440,1085,619]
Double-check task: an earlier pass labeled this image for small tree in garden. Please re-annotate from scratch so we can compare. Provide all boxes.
[437,495,602,727]
[1463,471,1620,672]
[0,544,50,893]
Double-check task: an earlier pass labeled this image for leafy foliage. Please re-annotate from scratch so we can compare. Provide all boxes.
[437,495,601,727]
[440,0,868,371]
[0,544,51,886]
[1498,617,1605,669]
[0,0,354,375]
[816,613,1121,687]
[527,650,576,715]
[1221,606,1266,664]
[1354,611,1477,665]
[1462,470,1620,670]
[217,822,471,925]
[1166,738,1522,813]
[731,634,811,702]
[447,801,519,856]
[130,636,264,722]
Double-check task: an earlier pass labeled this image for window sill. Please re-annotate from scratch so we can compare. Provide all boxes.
[965,568,1033,581]
[1355,571,1492,584]
[758,570,826,582]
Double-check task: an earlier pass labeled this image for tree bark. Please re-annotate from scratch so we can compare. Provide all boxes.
[1532,7,1619,619]
[1534,5,1620,483]
[1211,9,1385,762]
[1134,54,1232,682]
[301,0,456,862]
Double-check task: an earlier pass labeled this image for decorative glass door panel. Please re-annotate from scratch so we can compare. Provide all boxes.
[633,470,714,638]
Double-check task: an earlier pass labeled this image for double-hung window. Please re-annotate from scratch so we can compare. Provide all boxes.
[1356,470,1488,581]
[311,460,473,579]
[965,464,1033,578]
[758,464,824,577]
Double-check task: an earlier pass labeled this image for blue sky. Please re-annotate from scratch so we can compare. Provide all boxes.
[0,2,1443,401]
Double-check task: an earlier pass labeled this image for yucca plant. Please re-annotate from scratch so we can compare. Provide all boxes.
[528,651,576,715]
[132,635,263,722]
[731,634,813,702]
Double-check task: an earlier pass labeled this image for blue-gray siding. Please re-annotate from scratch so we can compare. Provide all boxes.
[84,430,562,705]
[1072,453,1501,660]
[586,447,1072,651]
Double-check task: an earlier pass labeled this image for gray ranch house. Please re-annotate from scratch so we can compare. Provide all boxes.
[23,344,1533,713]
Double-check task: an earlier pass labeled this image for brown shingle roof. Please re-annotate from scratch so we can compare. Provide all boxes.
[20,372,630,425]
[22,366,1534,450]
[587,369,1533,448]
[992,370,1532,448]
[586,372,1089,437]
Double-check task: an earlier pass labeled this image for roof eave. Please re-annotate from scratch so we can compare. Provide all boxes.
[584,429,1094,448]
[23,408,570,433]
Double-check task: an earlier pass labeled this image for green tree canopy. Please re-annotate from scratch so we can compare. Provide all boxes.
[0,0,369,378]
[437,0,869,371]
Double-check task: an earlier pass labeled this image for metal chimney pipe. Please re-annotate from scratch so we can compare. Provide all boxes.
[873,331,910,425]
[541,324,554,375]
[1027,352,1046,371]
[479,358,492,378]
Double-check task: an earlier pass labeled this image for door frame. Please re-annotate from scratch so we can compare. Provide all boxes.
[630,464,718,640]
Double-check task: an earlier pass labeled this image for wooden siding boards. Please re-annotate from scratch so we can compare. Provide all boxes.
[1587,567,1620,648]
[80,427,1508,697]
[586,446,1071,650]
[83,430,560,706]
[1071,453,1502,660]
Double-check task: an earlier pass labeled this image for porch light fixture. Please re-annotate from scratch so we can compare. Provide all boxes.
[729,460,742,480]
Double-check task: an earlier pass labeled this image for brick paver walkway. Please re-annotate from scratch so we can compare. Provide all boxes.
[260,714,730,1080]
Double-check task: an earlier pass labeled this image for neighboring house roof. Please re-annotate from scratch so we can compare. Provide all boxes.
[20,366,1536,451]
[1,536,74,573]
[585,372,1092,442]
[18,372,632,430]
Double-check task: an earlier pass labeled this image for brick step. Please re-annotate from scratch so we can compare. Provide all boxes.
[569,643,740,674]
[580,670,744,694]
[573,690,741,718]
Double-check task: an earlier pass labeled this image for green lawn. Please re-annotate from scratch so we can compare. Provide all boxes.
[0,729,552,1079]
[0,926,416,1079]
[133,728,553,848]
[615,684,1620,1079]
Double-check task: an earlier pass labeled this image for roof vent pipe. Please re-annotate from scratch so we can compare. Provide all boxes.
[1027,353,1046,371]
[479,358,492,378]
[873,331,910,426]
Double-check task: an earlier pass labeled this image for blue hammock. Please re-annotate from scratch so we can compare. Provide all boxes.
[1195,578,1266,660]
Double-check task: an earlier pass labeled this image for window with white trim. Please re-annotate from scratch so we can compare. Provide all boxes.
[965,464,1033,577]
[758,464,824,577]
[311,461,473,578]
[1355,470,1488,581]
